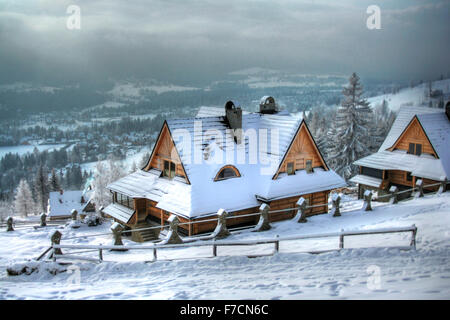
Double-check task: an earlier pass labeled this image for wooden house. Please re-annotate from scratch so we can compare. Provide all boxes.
[47,189,95,220]
[104,97,346,241]
[351,104,450,199]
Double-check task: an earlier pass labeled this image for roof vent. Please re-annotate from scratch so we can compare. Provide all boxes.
[224,100,242,144]
[259,96,278,114]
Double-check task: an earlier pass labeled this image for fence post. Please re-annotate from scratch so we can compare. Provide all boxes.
[162,215,183,244]
[339,229,344,249]
[99,206,105,218]
[212,239,217,257]
[363,190,373,211]
[98,244,103,261]
[410,224,417,250]
[274,235,280,253]
[110,222,127,251]
[40,212,47,227]
[213,209,230,239]
[6,216,14,232]
[389,186,398,204]
[50,230,63,255]
[294,197,308,223]
[415,179,424,198]
[71,209,78,220]
[438,180,447,194]
[70,209,81,229]
[331,193,341,217]
[254,203,271,231]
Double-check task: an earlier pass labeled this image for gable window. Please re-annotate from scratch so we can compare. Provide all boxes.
[415,144,422,156]
[163,160,176,179]
[215,165,241,181]
[407,143,422,156]
[287,162,295,175]
[305,159,313,174]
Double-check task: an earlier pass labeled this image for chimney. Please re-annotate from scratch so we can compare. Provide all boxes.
[446,101,450,121]
[259,96,278,114]
[225,100,242,144]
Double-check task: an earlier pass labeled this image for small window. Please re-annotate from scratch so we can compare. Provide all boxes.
[415,144,422,156]
[306,160,313,173]
[163,160,176,179]
[287,162,295,175]
[406,172,413,182]
[215,165,241,181]
[408,143,415,154]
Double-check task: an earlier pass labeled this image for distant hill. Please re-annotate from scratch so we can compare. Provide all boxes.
[368,78,450,112]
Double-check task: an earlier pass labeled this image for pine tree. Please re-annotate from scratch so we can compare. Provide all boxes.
[15,179,35,217]
[49,168,60,192]
[328,72,373,180]
[34,165,49,214]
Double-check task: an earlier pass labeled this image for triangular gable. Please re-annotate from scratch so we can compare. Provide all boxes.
[273,120,328,179]
[387,116,438,158]
[143,121,190,184]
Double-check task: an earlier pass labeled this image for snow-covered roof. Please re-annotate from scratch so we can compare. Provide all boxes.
[349,175,383,188]
[378,106,442,151]
[107,107,346,219]
[48,190,90,217]
[103,203,134,224]
[356,106,450,181]
[355,150,447,181]
[196,106,250,118]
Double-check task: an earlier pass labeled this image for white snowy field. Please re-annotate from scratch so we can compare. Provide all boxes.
[0,192,449,299]
[368,78,450,112]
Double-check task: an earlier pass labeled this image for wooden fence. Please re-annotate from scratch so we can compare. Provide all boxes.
[49,225,418,263]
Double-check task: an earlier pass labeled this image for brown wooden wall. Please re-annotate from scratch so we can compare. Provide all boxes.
[391,118,436,157]
[388,170,415,187]
[276,123,326,177]
[144,124,189,182]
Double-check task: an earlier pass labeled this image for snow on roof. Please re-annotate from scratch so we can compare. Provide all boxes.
[379,106,441,151]
[106,108,346,220]
[356,106,450,181]
[416,112,450,179]
[103,203,135,223]
[354,150,447,181]
[196,106,249,118]
[48,190,90,217]
[349,175,383,188]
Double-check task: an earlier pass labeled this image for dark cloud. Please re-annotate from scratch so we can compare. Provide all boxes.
[0,0,449,85]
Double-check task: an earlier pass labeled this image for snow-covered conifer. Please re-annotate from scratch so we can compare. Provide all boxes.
[14,179,35,217]
[328,72,373,180]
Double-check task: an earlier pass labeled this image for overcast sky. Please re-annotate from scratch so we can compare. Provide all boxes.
[0,0,449,85]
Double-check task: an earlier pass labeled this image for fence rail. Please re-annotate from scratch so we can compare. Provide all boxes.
[51,225,418,263]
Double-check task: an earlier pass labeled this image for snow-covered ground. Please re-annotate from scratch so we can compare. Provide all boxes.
[368,79,450,112]
[1,192,449,299]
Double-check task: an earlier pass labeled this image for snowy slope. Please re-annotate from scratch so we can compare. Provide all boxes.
[1,193,449,299]
[368,79,450,112]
